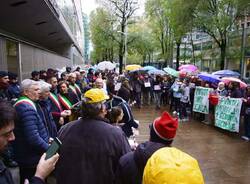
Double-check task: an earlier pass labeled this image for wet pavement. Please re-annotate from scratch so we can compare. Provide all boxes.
[132,105,250,184]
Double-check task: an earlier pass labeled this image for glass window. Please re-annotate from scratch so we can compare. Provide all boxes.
[6,40,19,75]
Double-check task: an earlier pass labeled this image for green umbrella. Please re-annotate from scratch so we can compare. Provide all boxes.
[163,67,179,77]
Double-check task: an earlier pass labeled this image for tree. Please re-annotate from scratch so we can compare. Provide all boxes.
[145,0,172,66]
[97,0,139,73]
[168,0,197,69]
[89,8,116,63]
[128,18,157,64]
[194,0,248,70]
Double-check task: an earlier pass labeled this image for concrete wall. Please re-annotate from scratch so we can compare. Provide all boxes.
[20,43,72,79]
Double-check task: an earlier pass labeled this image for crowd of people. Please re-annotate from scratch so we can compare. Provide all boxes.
[1,64,249,184]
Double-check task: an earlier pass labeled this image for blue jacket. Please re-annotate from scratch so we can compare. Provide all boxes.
[13,99,49,167]
[37,99,57,139]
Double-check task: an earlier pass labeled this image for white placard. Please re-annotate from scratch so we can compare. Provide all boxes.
[144,82,151,88]
[154,85,161,90]
[115,83,122,91]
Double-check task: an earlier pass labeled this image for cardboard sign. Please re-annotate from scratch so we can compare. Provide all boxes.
[144,82,151,88]
[193,87,211,114]
[215,97,242,132]
[154,85,161,91]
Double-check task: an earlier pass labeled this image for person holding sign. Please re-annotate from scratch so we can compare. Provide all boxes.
[142,74,151,105]
[153,75,163,110]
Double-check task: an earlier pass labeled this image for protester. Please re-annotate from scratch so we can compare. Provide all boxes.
[0,100,59,184]
[56,88,131,184]
[153,75,163,110]
[8,72,20,99]
[13,79,50,184]
[68,73,81,100]
[242,85,250,141]
[37,81,57,139]
[143,147,204,184]
[216,82,228,96]
[0,71,10,101]
[106,106,124,126]
[180,80,190,121]
[47,76,71,129]
[130,73,143,109]
[106,82,139,137]
[228,82,242,98]
[171,79,182,113]
[117,79,132,103]
[95,77,108,94]
[31,71,40,81]
[142,74,151,105]
[116,111,178,184]
[58,81,78,110]
[0,71,18,168]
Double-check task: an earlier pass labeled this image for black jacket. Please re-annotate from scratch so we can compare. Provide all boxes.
[56,118,131,184]
[106,95,139,137]
[115,141,166,184]
[0,159,44,184]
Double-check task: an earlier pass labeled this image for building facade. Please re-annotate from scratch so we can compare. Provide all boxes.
[83,13,90,63]
[0,0,84,80]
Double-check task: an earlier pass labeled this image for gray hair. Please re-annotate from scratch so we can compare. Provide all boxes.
[39,81,51,93]
[20,79,40,93]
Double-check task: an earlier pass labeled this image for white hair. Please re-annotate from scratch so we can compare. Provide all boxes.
[39,81,52,92]
[68,73,76,78]
[20,79,40,93]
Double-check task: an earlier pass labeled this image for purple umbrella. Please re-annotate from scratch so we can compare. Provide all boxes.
[198,73,221,83]
[212,70,240,77]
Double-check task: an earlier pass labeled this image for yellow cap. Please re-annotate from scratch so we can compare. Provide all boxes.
[84,88,109,103]
[143,147,204,184]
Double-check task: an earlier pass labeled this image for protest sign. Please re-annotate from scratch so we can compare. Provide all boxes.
[193,87,211,114]
[215,97,242,132]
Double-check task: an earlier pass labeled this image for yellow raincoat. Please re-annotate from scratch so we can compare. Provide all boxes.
[143,147,205,184]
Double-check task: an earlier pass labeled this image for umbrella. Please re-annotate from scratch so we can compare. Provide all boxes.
[141,66,157,71]
[97,61,115,71]
[163,67,179,77]
[212,70,240,77]
[125,64,142,71]
[148,69,166,76]
[178,64,198,72]
[221,77,247,88]
[198,73,221,83]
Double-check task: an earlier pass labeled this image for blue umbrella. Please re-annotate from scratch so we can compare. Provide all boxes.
[212,70,240,77]
[148,69,166,76]
[141,66,157,71]
[198,73,221,83]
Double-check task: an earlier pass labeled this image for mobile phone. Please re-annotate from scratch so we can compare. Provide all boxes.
[45,137,62,160]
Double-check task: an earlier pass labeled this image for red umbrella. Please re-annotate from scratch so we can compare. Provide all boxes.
[221,77,247,88]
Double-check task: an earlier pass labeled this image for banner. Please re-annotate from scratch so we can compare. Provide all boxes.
[215,97,242,132]
[193,87,211,114]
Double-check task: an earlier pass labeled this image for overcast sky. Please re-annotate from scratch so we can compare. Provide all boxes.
[81,0,145,16]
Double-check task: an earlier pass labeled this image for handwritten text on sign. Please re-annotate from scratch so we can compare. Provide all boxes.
[193,87,211,114]
[215,97,242,132]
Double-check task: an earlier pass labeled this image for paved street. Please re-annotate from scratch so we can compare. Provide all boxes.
[133,105,250,184]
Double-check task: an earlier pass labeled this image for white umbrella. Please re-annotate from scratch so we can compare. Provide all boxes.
[97,61,116,71]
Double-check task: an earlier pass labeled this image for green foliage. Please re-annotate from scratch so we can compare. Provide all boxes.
[89,8,117,63]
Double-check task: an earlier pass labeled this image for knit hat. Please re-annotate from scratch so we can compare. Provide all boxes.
[151,112,178,141]
[0,71,8,78]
